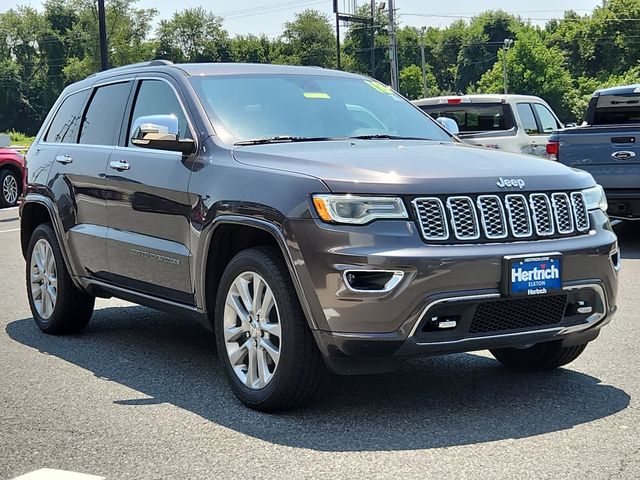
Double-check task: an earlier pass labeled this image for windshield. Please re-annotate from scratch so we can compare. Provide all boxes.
[189,74,452,144]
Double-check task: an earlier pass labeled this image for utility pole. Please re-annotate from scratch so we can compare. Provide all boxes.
[370,0,376,77]
[335,12,341,70]
[420,26,427,98]
[387,0,399,91]
[97,0,109,71]
[502,38,514,94]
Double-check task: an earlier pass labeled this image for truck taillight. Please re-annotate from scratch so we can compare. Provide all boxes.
[546,140,559,160]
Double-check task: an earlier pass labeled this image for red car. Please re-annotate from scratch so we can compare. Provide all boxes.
[0,147,25,208]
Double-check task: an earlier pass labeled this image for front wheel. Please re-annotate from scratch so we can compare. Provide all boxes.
[214,246,325,411]
[490,340,588,371]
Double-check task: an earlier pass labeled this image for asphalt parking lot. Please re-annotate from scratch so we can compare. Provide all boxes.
[0,205,638,479]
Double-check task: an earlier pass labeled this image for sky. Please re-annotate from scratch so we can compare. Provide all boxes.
[1,0,604,38]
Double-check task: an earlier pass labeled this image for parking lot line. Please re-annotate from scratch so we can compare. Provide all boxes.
[0,228,20,233]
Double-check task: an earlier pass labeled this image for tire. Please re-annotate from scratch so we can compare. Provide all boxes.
[214,246,325,411]
[490,340,588,371]
[26,223,95,334]
[0,169,20,208]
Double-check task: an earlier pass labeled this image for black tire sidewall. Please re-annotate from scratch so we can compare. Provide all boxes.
[214,248,308,407]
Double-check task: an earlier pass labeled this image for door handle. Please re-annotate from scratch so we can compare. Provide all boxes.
[55,154,73,164]
[109,160,130,171]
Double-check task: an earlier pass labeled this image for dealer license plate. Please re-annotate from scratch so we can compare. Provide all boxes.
[505,254,563,296]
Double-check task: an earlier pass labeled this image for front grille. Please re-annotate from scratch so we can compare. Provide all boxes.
[469,295,568,334]
[447,197,480,240]
[412,191,590,244]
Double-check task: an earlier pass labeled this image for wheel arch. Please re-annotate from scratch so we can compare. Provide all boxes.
[20,195,83,290]
[198,216,318,331]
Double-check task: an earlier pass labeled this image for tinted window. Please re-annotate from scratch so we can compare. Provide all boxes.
[420,103,512,133]
[128,80,191,146]
[533,103,559,133]
[594,94,640,125]
[45,90,89,143]
[190,75,451,144]
[79,82,132,146]
[516,103,539,135]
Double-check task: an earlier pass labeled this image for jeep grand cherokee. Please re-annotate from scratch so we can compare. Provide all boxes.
[20,61,619,411]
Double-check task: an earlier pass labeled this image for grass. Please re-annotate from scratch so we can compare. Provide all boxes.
[2,130,35,148]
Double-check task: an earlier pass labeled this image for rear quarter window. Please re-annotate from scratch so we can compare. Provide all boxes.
[44,90,90,143]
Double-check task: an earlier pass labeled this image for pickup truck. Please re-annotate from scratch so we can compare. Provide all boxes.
[548,84,640,220]
[414,94,566,158]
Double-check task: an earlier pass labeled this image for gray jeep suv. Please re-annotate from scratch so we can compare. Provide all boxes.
[21,61,619,411]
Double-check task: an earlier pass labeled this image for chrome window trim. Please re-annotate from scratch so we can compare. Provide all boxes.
[529,193,555,236]
[412,197,449,241]
[477,194,508,239]
[408,283,608,341]
[342,269,405,293]
[447,196,480,240]
[505,194,533,238]
[38,75,198,154]
[551,192,575,234]
[570,191,590,232]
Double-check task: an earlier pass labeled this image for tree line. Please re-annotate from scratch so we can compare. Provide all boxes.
[1,0,639,135]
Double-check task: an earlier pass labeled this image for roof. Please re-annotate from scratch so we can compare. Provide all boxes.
[593,84,640,96]
[413,94,546,106]
[88,60,362,80]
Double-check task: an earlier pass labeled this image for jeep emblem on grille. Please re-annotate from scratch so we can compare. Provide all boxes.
[496,177,526,189]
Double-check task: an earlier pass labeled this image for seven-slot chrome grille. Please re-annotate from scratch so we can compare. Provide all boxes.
[413,192,590,243]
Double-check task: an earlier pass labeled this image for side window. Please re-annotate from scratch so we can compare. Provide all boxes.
[44,90,90,143]
[79,82,132,146]
[128,80,191,147]
[533,104,560,133]
[516,103,539,135]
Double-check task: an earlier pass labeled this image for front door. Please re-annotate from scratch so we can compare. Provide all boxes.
[104,78,195,304]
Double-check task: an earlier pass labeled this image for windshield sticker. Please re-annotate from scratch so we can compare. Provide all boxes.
[303,92,331,99]
[364,80,394,95]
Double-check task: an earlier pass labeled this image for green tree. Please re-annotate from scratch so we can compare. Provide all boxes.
[399,64,423,99]
[276,9,335,67]
[230,34,272,63]
[156,8,229,63]
[476,29,575,120]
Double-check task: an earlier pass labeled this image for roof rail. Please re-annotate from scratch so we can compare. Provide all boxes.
[89,59,174,78]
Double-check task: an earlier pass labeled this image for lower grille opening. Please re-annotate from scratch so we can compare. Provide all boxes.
[469,294,568,334]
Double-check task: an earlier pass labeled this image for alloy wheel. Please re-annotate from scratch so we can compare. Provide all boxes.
[2,173,18,205]
[30,239,58,320]
[223,271,282,389]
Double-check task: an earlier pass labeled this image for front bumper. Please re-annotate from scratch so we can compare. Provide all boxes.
[287,210,619,372]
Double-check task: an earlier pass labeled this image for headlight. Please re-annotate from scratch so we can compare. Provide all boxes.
[312,194,408,224]
[582,185,608,212]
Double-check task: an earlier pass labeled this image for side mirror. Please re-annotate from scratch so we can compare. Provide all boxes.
[130,114,195,154]
[564,122,577,129]
[436,116,460,136]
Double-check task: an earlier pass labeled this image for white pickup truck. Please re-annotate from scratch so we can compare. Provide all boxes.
[414,94,568,158]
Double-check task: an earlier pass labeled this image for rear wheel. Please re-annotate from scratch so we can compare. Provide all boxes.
[490,340,588,371]
[0,169,19,208]
[26,223,95,334]
[214,246,325,411]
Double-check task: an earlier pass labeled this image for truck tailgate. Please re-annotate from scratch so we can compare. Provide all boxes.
[558,126,640,189]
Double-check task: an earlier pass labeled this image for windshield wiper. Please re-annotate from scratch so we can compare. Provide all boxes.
[348,134,431,140]
[234,136,342,146]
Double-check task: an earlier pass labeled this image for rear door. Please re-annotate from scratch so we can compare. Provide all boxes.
[45,80,133,278]
[104,77,195,304]
[515,103,562,156]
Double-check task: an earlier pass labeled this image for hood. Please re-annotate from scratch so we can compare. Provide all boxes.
[232,140,594,194]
